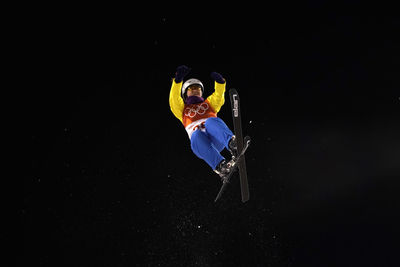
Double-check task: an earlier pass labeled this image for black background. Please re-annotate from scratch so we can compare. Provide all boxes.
[26,5,399,267]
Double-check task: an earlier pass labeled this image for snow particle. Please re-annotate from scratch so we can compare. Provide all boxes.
[249,120,253,124]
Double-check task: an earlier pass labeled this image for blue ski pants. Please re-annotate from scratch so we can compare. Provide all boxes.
[190,117,234,170]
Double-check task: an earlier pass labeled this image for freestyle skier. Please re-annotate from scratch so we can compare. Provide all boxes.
[169,65,238,178]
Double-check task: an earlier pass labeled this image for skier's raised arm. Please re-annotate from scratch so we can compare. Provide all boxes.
[169,65,191,123]
[206,72,226,113]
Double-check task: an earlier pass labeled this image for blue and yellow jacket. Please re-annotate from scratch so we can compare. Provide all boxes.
[169,78,226,138]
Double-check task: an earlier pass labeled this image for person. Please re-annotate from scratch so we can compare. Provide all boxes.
[169,65,237,178]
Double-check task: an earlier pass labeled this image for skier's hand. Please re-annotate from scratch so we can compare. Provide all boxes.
[210,72,226,84]
[175,65,191,83]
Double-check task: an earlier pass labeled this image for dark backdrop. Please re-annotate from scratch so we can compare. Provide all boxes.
[27,6,399,267]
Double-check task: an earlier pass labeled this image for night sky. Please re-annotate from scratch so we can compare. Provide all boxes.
[26,7,400,267]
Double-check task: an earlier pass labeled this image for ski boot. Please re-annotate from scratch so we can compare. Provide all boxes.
[214,159,235,183]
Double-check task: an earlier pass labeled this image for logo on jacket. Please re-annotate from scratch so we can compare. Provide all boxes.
[184,102,209,118]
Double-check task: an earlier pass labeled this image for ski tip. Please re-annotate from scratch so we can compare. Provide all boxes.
[214,181,229,202]
[229,88,238,94]
[244,136,251,146]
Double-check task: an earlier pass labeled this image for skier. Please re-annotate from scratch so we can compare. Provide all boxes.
[169,65,237,179]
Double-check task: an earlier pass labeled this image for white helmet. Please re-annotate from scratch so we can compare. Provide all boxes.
[181,78,204,100]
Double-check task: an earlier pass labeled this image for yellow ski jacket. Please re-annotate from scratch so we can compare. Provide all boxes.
[169,78,226,138]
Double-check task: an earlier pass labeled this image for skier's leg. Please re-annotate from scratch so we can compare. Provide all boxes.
[191,129,225,170]
[205,117,234,151]
[210,136,225,153]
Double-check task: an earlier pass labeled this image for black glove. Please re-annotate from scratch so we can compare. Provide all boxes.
[175,65,191,83]
[210,72,225,83]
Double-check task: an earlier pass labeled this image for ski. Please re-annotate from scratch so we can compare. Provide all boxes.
[214,136,251,202]
[230,88,250,202]
[214,89,250,203]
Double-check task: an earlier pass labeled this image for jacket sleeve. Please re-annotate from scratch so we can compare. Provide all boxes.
[169,78,184,123]
[206,81,226,113]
